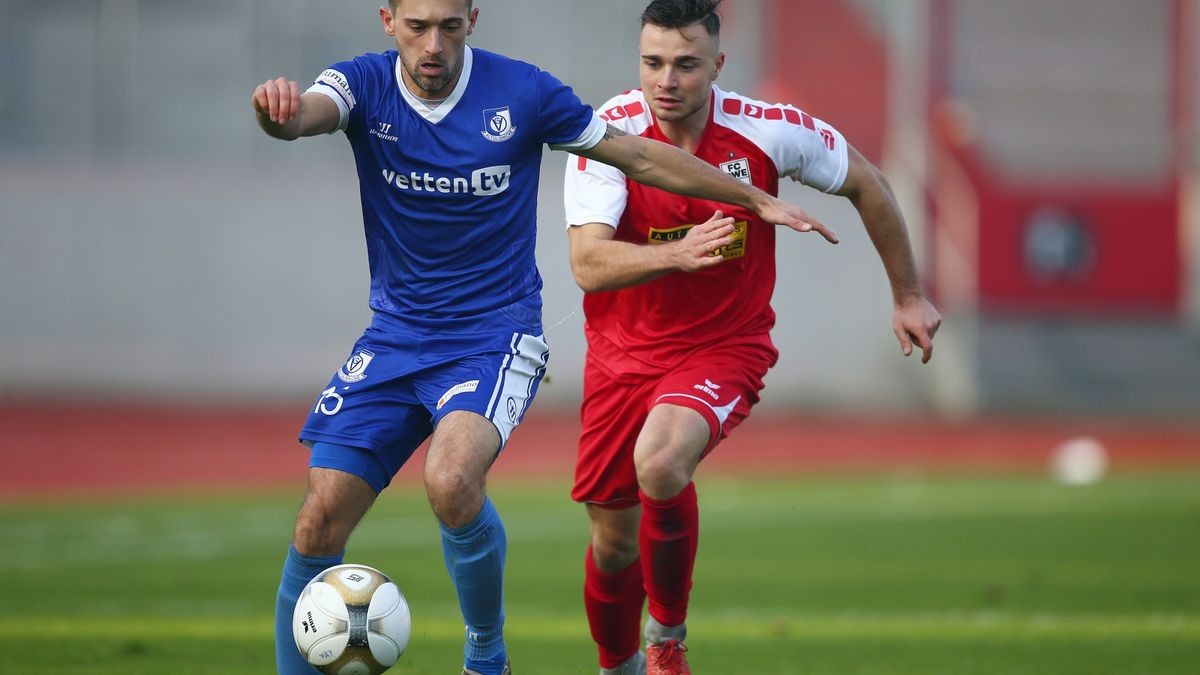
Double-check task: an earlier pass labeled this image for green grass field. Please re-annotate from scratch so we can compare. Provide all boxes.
[2,470,1198,674]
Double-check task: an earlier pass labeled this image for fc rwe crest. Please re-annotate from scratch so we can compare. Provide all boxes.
[720,158,751,184]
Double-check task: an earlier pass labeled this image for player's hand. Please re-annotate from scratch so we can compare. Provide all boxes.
[673,211,737,272]
[252,77,301,125]
[893,296,942,364]
[760,197,839,244]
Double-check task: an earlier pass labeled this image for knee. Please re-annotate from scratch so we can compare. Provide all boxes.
[591,529,639,572]
[634,447,691,499]
[292,502,352,556]
[425,466,484,528]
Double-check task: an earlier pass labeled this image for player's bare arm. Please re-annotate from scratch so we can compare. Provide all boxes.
[252,78,341,140]
[836,145,942,363]
[568,211,737,292]
[578,124,839,244]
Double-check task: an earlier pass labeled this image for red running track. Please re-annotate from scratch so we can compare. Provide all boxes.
[2,401,1197,501]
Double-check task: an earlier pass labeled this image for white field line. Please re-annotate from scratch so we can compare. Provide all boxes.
[0,612,1196,641]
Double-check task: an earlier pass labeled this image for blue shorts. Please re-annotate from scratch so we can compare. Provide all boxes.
[299,317,550,492]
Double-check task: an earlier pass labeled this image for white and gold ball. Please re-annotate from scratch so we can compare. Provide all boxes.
[293,563,412,675]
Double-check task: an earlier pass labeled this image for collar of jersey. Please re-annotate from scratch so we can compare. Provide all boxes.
[395,45,473,124]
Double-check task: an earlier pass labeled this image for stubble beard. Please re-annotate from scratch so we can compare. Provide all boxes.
[404,58,458,99]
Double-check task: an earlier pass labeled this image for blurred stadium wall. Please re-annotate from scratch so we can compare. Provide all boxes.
[1,0,1197,419]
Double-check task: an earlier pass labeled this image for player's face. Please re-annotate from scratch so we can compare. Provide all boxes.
[639,22,724,125]
[381,0,478,99]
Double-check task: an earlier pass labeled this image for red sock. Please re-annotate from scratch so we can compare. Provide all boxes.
[639,482,699,628]
[584,545,646,668]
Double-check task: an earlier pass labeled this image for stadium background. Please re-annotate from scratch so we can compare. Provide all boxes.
[2,0,1199,423]
[1,2,1199,673]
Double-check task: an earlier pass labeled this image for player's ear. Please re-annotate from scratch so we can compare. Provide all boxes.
[466,7,479,36]
[380,6,396,36]
[712,51,725,83]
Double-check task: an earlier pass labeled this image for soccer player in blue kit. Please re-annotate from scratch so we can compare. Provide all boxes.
[252,1,836,673]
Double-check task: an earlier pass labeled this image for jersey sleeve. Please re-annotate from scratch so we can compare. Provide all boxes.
[775,108,849,193]
[563,153,627,229]
[534,69,607,151]
[305,58,365,134]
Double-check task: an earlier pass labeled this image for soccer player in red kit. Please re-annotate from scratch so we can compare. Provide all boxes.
[563,1,942,673]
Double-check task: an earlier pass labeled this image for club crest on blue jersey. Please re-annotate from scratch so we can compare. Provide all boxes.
[337,349,376,383]
[481,106,517,142]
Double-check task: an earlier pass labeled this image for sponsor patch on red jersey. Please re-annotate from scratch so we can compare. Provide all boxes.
[647,221,747,260]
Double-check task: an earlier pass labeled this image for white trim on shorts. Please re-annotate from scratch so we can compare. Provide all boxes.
[654,392,743,432]
[485,332,550,446]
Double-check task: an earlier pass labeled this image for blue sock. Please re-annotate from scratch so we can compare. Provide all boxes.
[440,497,508,672]
[275,545,343,675]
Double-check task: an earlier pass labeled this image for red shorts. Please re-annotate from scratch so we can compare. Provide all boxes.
[571,344,773,507]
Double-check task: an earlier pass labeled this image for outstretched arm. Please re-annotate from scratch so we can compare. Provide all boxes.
[568,212,737,293]
[575,125,839,245]
[252,77,341,140]
[836,145,942,363]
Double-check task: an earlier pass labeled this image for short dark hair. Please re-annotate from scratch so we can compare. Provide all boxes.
[389,0,473,10]
[640,0,723,36]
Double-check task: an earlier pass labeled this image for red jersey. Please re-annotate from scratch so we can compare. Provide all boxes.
[564,86,849,377]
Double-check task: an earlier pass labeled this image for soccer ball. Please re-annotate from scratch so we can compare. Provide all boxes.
[293,563,412,675]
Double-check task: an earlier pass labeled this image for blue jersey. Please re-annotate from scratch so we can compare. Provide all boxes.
[308,46,606,334]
